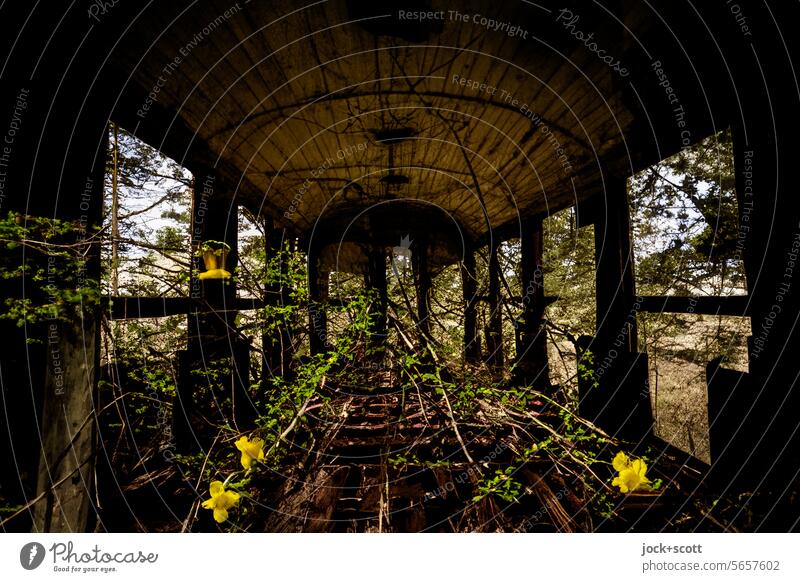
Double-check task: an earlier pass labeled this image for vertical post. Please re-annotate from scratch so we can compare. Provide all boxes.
[110,123,120,296]
[486,239,504,371]
[263,218,293,381]
[715,25,800,498]
[280,235,295,377]
[187,168,238,350]
[308,241,329,356]
[232,336,252,426]
[413,235,432,347]
[32,124,108,532]
[174,350,197,453]
[177,167,252,451]
[461,245,480,363]
[594,177,638,352]
[580,177,651,440]
[515,217,550,387]
[705,124,762,487]
[365,246,388,356]
[0,3,123,532]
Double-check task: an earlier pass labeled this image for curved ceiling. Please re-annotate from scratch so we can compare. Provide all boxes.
[108,0,734,243]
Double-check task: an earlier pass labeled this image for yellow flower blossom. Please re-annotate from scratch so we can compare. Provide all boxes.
[201,481,240,523]
[612,458,651,494]
[235,435,265,470]
[612,451,631,472]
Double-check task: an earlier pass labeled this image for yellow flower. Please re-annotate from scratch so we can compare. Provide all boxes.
[612,459,651,493]
[198,268,232,280]
[235,435,265,470]
[201,481,240,523]
[612,451,631,472]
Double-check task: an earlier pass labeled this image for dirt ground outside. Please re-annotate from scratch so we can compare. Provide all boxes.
[547,314,750,464]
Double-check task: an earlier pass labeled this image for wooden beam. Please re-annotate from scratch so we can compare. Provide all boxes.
[413,235,432,347]
[308,242,329,356]
[594,178,638,351]
[709,18,800,498]
[176,167,252,449]
[485,239,504,371]
[365,246,389,355]
[187,167,239,349]
[461,246,480,363]
[474,295,558,304]
[263,219,293,381]
[580,178,652,440]
[636,295,749,316]
[33,124,108,532]
[105,296,264,319]
[574,195,602,228]
[515,217,549,387]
